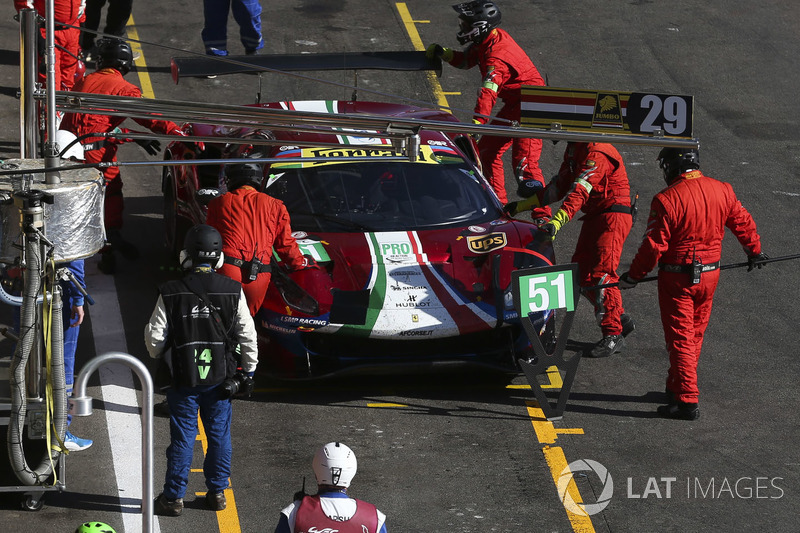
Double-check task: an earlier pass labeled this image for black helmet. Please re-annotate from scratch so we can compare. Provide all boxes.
[224,161,263,191]
[453,1,502,45]
[180,224,223,269]
[657,147,700,184]
[96,38,133,75]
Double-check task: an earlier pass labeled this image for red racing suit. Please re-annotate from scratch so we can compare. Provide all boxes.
[15,0,84,91]
[627,170,762,404]
[293,495,379,533]
[447,28,546,206]
[61,68,182,230]
[205,186,305,316]
[549,143,633,335]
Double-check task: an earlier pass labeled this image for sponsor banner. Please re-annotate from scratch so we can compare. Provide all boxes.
[520,86,694,139]
[271,144,443,168]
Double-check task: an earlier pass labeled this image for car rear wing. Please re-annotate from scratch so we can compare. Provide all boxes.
[170,51,442,83]
[53,91,698,152]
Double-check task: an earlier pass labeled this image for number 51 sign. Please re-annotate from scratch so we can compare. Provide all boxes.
[511,263,582,420]
[513,263,580,316]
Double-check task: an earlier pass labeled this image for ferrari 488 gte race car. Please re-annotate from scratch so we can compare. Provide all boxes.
[163,99,555,379]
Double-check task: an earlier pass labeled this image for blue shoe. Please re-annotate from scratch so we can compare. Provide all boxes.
[64,431,93,451]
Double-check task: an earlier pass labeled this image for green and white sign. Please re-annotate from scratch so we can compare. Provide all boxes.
[513,263,580,316]
[519,269,576,313]
[512,263,583,420]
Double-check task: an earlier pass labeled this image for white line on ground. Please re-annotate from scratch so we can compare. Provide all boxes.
[87,268,161,533]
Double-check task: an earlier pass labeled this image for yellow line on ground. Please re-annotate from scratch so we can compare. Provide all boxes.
[526,400,558,444]
[199,416,242,531]
[395,3,450,110]
[526,402,591,531]
[543,445,596,533]
[367,402,409,407]
[125,16,155,99]
[506,365,564,390]
[525,401,585,443]
[541,366,564,389]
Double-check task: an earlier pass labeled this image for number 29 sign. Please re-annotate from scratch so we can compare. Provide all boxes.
[512,263,581,317]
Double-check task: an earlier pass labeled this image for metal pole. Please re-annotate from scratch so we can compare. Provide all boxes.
[70,352,154,533]
[19,9,38,159]
[43,0,60,183]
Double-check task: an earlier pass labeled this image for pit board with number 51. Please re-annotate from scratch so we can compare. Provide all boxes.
[512,263,581,317]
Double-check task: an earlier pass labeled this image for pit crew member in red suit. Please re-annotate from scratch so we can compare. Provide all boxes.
[426,1,549,217]
[205,160,311,316]
[15,0,84,92]
[619,147,767,420]
[507,142,635,357]
[275,442,388,533]
[61,38,186,273]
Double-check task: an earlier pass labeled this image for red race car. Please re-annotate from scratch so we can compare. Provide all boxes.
[163,99,555,379]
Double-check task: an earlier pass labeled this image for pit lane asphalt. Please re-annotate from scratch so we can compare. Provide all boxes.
[0,1,799,532]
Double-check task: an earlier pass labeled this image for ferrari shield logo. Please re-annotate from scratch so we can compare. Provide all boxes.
[466,232,507,254]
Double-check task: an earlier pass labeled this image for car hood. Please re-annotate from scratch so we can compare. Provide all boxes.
[263,219,553,339]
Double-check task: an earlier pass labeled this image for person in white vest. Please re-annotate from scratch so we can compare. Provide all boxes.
[275,442,388,533]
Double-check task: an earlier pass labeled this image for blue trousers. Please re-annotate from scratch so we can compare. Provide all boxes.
[63,290,81,425]
[163,385,233,498]
[201,0,263,56]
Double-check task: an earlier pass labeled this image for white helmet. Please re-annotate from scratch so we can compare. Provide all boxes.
[56,129,85,161]
[312,442,357,489]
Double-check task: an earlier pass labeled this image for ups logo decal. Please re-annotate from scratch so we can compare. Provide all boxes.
[466,232,507,254]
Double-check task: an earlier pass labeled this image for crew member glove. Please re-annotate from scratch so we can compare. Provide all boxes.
[135,138,162,155]
[503,201,520,217]
[618,272,639,289]
[470,118,485,142]
[541,209,569,239]
[425,43,453,62]
[300,254,321,270]
[747,252,769,272]
[503,197,542,217]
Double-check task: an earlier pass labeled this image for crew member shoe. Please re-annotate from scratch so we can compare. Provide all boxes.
[64,431,93,451]
[620,313,635,337]
[589,334,625,358]
[205,491,227,511]
[657,401,700,421]
[154,493,184,516]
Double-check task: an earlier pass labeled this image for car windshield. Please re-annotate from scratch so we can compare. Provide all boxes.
[264,161,499,232]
